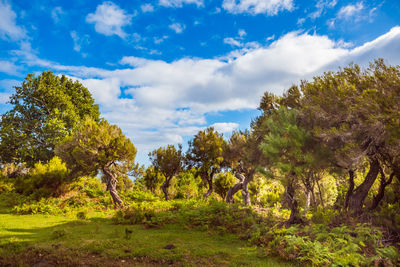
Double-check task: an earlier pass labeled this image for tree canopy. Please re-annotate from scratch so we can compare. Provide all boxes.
[56,118,136,207]
[0,71,100,166]
[186,127,226,198]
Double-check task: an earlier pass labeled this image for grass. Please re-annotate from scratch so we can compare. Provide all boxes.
[0,208,293,266]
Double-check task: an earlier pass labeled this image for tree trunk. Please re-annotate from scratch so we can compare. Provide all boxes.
[305,190,311,210]
[226,183,243,203]
[161,178,171,200]
[285,183,302,224]
[103,164,123,208]
[241,178,251,206]
[344,170,355,210]
[347,159,380,215]
[316,179,324,209]
[370,171,394,210]
[203,178,213,198]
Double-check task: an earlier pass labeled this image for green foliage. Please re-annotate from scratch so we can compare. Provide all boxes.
[56,117,136,206]
[149,144,184,200]
[214,171,236,200]
[143,165,164,194]
[14,156,70,198]
[123,190,159,202]
[56,118,136,177]
[174,169,203,199]
[0,71,99,165]
[186,127,226,195]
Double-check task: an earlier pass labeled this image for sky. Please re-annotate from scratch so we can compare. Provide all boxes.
[0,0,400,165]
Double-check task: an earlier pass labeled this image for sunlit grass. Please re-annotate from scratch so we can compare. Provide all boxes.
[0,211,292,266]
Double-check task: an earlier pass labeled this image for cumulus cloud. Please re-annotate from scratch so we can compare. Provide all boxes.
[222,0,294,15]
[10,26,400,164]
[0,0,26,41]
[169,22,185,34]
[159,0,204,8]
[86,1,132,38]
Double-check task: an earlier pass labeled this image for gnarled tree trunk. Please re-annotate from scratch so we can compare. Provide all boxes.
[241,177,251,206]
[370,170,395,210]
[103,164,123,208]
[161,178,171,200]
[344,170,355,210]
[347,159,380,215]
[226,183,243,203]
[226,170,252,205]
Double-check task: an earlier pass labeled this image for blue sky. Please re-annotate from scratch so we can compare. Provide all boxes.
[0,0,400,165]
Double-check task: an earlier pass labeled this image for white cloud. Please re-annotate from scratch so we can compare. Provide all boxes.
[169,22,185,34]
[224,37,243,47]
[0,0,26,41]
[222,0,294,15]
[0,60,19,75]
[141,3,154,13]
[10,26,400,165]
[86,2,132,38]
[337,2,364,19]
[238,29,246,37]
[154,35,168,44]
[211,122,239,133]
[159,0,204,8]
[70,31,89,57]
[309,0,337,19]
[51,6,64,23]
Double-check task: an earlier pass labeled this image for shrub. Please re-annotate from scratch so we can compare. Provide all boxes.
[14,157,70,198]
[214,172,236,200]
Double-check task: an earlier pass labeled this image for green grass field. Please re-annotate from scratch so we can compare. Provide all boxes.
[0,208,294,266]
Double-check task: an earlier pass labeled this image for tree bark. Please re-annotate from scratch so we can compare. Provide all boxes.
[370,171,394,210]
[347,159,380,215]
[103,164,123,208]
[316,179,324,209]
[203,178,213,198]
[161,177,171,200]
[285,182,302,224]
[241,178,251,206]
[226,183,243,203]
[344,170,355,210]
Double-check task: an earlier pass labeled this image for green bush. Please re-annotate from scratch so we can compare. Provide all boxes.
[214,172,237,200]
[14,156,70,198]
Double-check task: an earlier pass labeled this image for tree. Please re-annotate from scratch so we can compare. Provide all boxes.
[224,131,263,205]
[56,118,136,207]
[0,71,100,166]
[300,59,400,214]
[149,144,184,200]
[186,127,226,198]
[260,107,328,224]
[143,166,164,194]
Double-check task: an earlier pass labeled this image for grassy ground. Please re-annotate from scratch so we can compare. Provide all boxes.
[0,209,294,266]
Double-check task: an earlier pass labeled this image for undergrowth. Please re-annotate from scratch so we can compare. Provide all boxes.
[113,200,400,266]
